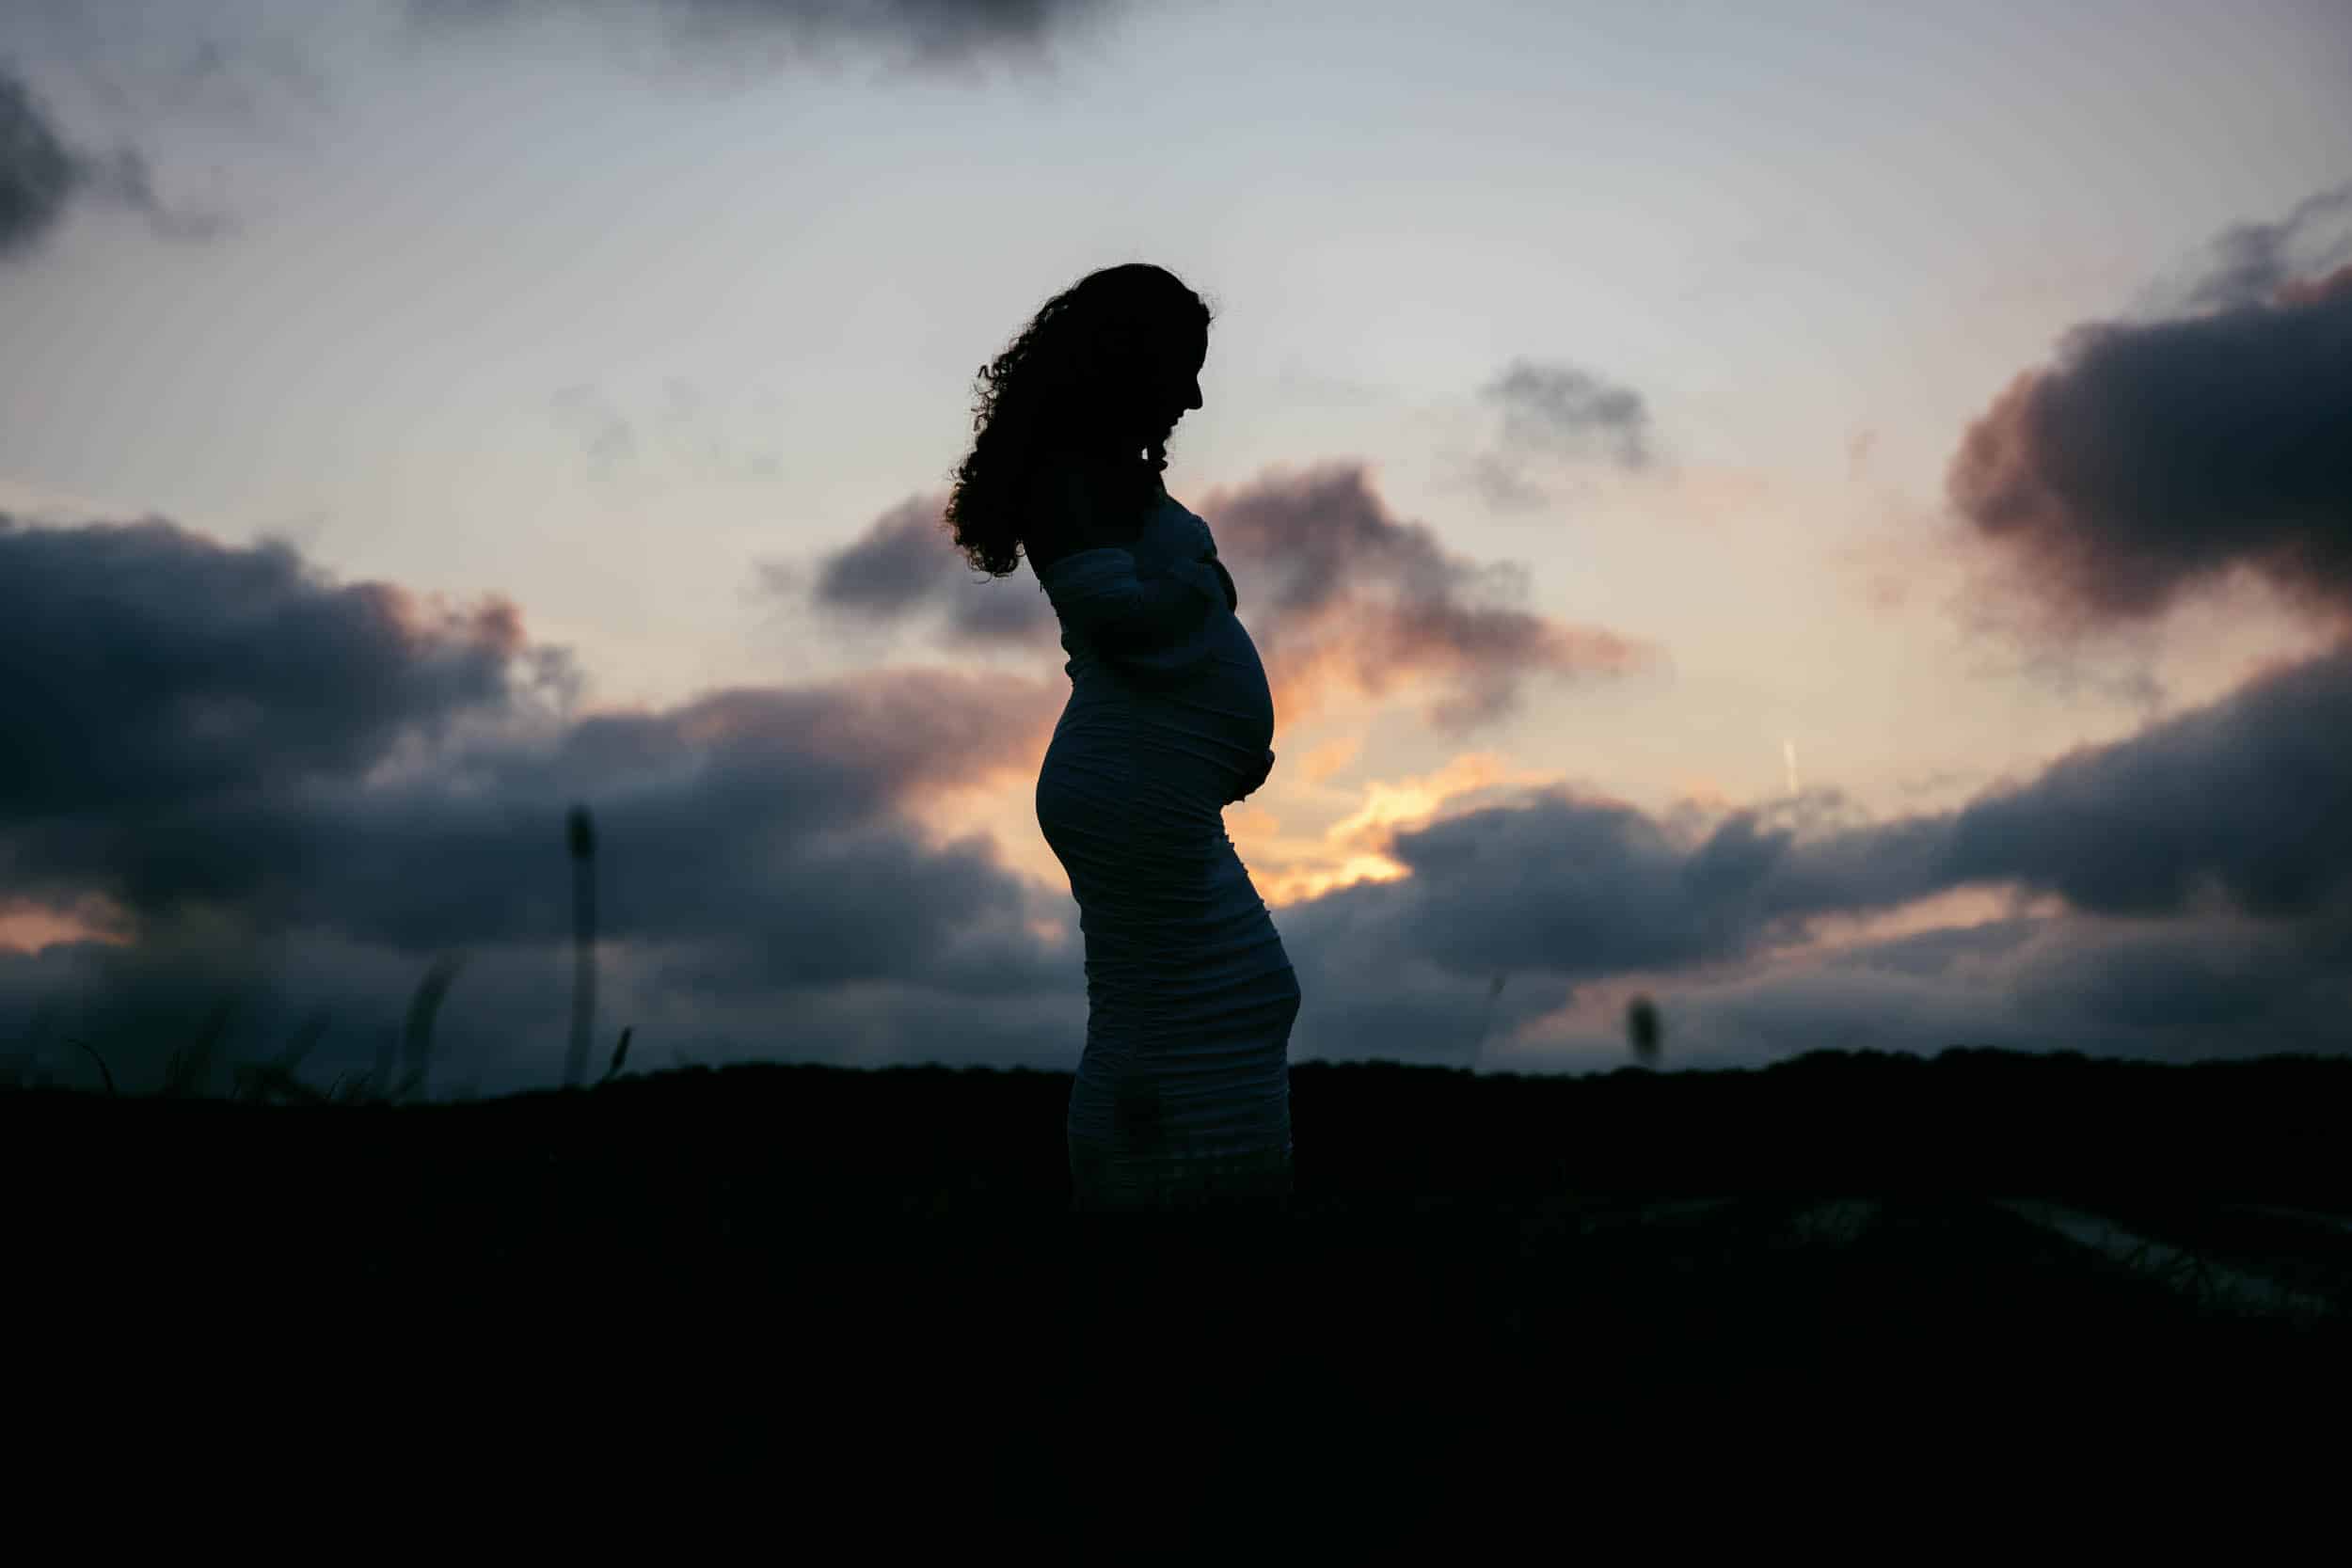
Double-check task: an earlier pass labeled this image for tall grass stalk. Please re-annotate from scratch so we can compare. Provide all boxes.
[162,997,236,1098]
[401,954,467,1103]
[64,1036,117,1095]
[233,1010,332,1104]
[599,1025,632,1085]
[1469,972,1507,1074]
[565,802,597,1090]
[1628,994,1662,1067]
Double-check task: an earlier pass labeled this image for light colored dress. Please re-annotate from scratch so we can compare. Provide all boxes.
[1031,482,1298,1210]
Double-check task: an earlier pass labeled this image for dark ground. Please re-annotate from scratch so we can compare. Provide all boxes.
[9,1049,2349,1513]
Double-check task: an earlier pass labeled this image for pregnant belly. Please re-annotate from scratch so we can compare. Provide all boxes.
[1192,616,1276,753]
[1047,617,1276,819]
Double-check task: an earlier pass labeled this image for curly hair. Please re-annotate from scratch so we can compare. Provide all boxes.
[945,261,1216,578]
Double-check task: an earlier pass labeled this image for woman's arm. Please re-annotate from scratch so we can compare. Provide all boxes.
[1027,464,1225,677]
[1037,546,1226,676]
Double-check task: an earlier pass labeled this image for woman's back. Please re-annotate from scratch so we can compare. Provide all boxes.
[1020,452,1160,573]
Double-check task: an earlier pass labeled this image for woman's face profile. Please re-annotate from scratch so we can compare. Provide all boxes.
[1150,327,1207,445]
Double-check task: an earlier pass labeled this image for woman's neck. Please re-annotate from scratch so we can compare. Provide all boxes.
[1048,442,1144,469]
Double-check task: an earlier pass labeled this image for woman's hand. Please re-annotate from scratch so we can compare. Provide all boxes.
[1231,748,1275,804]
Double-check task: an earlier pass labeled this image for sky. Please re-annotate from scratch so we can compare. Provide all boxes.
[2,0,2348,1096]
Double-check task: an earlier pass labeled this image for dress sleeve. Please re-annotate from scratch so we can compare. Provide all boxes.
[1035,546,1227,683]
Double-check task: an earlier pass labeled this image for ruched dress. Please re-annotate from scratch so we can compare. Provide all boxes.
[1032,481,1300,1211]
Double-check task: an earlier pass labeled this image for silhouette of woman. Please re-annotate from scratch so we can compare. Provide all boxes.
[946,263,1297,1214]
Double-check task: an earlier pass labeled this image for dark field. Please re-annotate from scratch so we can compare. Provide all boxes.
[11,1048,2349,1507]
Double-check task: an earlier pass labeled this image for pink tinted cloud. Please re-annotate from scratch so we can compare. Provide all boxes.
[1947,207,2352,641]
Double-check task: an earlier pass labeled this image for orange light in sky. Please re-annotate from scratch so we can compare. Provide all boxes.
[0,904,128,955]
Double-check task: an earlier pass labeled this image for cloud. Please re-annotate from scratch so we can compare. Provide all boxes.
[1938,643,2352,922]
[1448,448,1554,515]
[1845,427,1877,482]
[4,0,338,136]
[548,378,784,483]
[1194,462,1659,731]
[1280,786,1937,1000]
[10,506,2349,1090]
[791,492,1057,648]
[1478,358,1653,470]
[785,461,1661,733]
[0,63,78,261]
[1948,187,2352,636]
[63,141,235,240]
[1601,907,2350,1071]
[0,509,1065,953]
[0,513,544,822]
[1268,637,2352,1065]
[549,384,639,470]
[2181,180,2352,312]
[0,510,1077,1092]
[402,0,1126,77]
[0,61,233,262]
[1277,877,2350,1074]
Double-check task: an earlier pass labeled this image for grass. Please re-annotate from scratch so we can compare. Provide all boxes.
[8,952,633,1106]
[7,1050,2348,1505]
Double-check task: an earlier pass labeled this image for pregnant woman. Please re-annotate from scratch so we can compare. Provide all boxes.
[944,262,1299,1214]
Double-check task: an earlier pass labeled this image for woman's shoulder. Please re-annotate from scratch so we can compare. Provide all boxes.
[1021,455,1162,570]
[1029,450,1161,500]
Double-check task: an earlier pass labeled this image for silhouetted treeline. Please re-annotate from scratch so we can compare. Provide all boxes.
[9,1046,2351,1206]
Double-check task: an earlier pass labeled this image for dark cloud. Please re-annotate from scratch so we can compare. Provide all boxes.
[1279,784,1956,999]
[0,508,1062,954]
[794,492,1056,647]
[1272,639,2352,1067]
[404,0,1124,76]
[0,61,233,262]
[1284,886,2348,1075]
[12,520,2349,1089]
[806,498,959,618]
[787,462,1659,733]
[0,514,539,819]
[10,505,2349,1092]
[1915,901,2334,1053]
[0,64,77,260]
[1940,643,2352,922]
[1661,908,2348,1070]
[0,511,1076,1094]
[2183,180,2352,312]
[1948,189,2352,634]
[1478,358,1653,470]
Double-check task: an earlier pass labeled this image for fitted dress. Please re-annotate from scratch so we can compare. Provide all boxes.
[1031,480,1300,1211]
